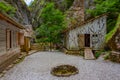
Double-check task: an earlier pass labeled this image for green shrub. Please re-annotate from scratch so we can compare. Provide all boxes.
[94,50,105,58]
[104,52,110,60]
[95,52,101,58]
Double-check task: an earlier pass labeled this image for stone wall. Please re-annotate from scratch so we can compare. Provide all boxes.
[66,15,107,50]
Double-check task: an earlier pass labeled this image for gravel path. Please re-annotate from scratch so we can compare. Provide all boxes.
[0,51,120,80]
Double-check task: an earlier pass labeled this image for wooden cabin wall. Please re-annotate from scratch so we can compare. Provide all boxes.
[0,23,6,56]
[0,19,21,72]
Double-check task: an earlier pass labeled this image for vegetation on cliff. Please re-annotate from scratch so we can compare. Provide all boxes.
[0,1,16,17]
[106,14,120,43]
[0,0,31,25]
[87,0,120,33]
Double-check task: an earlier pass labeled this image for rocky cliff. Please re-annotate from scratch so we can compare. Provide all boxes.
[66,0,95,28]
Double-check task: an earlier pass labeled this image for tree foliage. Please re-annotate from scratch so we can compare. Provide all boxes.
[0,1,16,17]
[64,0,74,9]
[87,0,120,33]
[36,2,66,44]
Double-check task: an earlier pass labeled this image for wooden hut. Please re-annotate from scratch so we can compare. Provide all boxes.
[62,0,107,59]
[63,14,107,51]
[0,13,25,72]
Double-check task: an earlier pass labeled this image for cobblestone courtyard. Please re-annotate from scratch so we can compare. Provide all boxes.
[0,52,120,80]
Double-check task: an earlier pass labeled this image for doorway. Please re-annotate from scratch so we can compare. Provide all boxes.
[85,34,90,47]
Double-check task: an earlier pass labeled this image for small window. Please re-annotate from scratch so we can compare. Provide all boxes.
[92,34,98,44]
[95,34,98,37]
[92,34,98,37]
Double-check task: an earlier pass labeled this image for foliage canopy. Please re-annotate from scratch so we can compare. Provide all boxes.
[64,0,74,9]
[36,2,66,44]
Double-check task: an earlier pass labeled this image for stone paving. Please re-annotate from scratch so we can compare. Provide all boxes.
[0,51,120,80]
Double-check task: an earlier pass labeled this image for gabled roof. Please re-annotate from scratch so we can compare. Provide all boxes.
[0,12,25,29]
[63,14,107,33]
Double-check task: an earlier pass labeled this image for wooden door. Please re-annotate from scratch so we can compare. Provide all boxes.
[78,34,85,49]
[85,34,90,47]
[24,37,30,52]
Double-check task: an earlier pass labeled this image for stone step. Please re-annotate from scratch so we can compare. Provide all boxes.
[84,48,95,60]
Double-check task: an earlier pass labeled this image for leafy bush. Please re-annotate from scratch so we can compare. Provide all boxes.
[94,50,105,58]
[95,51,101,58]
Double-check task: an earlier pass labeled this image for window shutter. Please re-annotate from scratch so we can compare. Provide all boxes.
[78,34,85,49]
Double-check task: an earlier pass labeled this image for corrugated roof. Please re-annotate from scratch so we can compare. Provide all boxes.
[0,12,25,29]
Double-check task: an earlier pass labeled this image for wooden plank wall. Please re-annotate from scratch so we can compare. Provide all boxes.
[0,19,20,56]
[0,25,6,56]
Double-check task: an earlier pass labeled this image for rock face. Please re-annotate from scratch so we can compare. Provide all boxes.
[3,0,32,25]
[29,0,45,28]
[66,0,95,28]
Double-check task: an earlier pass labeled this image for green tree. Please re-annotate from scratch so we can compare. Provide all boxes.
[87,0,120,33]
[36,2,65,46]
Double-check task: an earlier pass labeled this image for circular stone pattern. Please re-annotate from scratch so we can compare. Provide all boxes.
[51,65,79,77]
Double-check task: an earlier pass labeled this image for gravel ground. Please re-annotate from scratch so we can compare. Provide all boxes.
[0,51,120,80]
